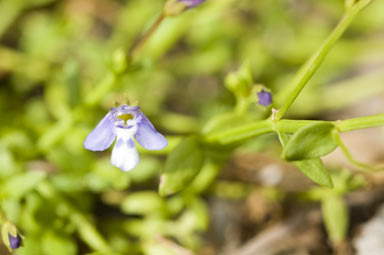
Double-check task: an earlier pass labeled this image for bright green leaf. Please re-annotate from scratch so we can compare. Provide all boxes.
[295,158,333,188]
[17,237,43,255]
[121,191,165,216]
[322,195,349,244]
[283,122,338,161]
[159,136,204,196]
[1,171,46,199]
[278,132,333,188]
[42,231,77,255]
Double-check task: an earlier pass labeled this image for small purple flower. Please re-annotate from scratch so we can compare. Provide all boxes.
[257,90,272,106]
[8,233,21,249]
[84,105,167,171]
[180,0,205,8]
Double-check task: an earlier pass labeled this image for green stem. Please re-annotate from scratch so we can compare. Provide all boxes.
[335,113,384,132]
[130,14,165,58]
[204,119,273,144]
[333,132,378,171]
[275,0,373,120]
[205,113,384,145]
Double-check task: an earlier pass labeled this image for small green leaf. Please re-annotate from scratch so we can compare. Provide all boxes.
[283,122,338,161]
[322,195,349,244]
[1,171,46,199]
[42,231,77,255]
[278,132,333,188]
[159,136,204,196]
[17,237,43,255]
[295,158,333,188]
[121,191,165,215]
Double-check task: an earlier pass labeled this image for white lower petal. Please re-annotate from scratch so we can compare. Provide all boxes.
[111,127,139,171]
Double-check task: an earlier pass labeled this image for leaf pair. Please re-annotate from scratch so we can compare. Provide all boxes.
[279,122,339,188]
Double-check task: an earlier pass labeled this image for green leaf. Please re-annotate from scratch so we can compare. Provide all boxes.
[283,122,338,161]
[121,191,166,215]
[322,195,349,244]
[278,132,333,188]
[159,136,204,196]
[1,171,46,199]
[17,237,43,255]
[42,231,77,255]
[294,159,333,188]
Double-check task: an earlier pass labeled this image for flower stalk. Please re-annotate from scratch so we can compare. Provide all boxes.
[205,113,384,145]
[275,0,374,120]
[130,14,165,58]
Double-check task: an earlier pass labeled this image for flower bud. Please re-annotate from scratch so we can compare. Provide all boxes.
[257,90,272,106]
[1,222,22,251]
[225,63,253,96]
[111,48,128,74]
[8,232,21,249]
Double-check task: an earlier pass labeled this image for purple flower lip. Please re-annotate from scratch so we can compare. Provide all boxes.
[257,90,272,106]
[179,0,205,8]
[84,104,167,171]
[8,233,21,249]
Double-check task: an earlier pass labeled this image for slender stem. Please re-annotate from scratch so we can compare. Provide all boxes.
[130,14,165,58]
[275,0,373,120]
[205,113,384,145]
[333,132,379,171]
[275,119,326,133]
[204,119,273,144]
[335,113,384,132]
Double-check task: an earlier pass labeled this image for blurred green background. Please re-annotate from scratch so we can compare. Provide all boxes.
[0,0,384,254]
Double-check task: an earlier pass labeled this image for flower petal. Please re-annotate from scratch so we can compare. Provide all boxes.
[134,112,168,150]
[84,112,116,151]
[111,129,139,171]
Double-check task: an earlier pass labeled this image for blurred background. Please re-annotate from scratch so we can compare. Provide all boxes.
[0,0,384,254]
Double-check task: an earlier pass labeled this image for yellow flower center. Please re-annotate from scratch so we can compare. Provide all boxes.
[118,114,134,125]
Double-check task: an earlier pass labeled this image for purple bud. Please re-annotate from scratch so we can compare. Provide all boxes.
[8,233,21,249]
[180,0,205,8]
[257,90,272,106]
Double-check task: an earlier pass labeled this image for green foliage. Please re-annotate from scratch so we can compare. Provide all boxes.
[294,159,334,188]
[41,231,77,255]
[0,0,383,254]
[159,136,204,196]
[322,195,349,244]
[1,172,46,200]
[278,132,333,187]
[282,122,338,161]
[121,191,166,216]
